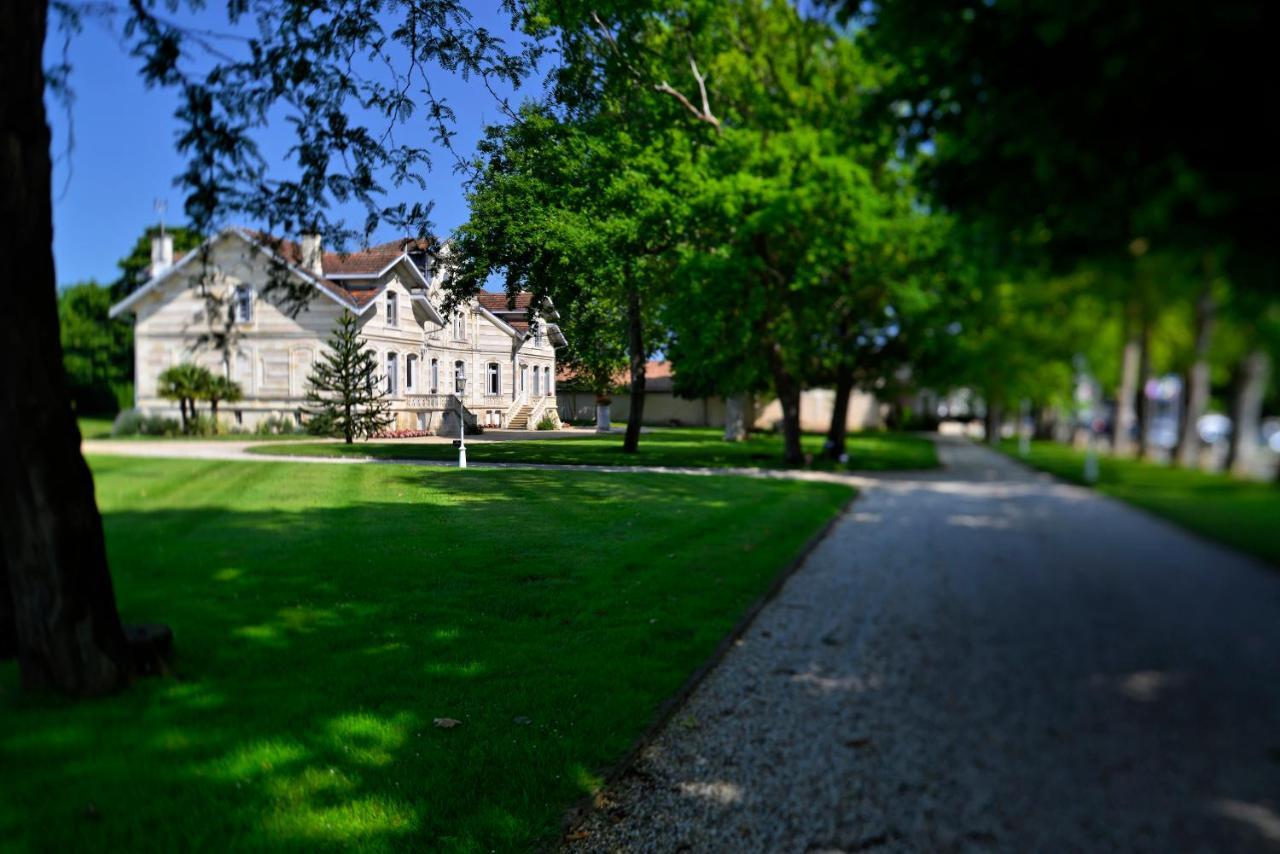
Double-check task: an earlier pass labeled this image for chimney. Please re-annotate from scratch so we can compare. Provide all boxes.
[300,233,324,278]
[150,232,174,277]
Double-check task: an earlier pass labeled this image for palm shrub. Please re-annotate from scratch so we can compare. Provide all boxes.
[200,374,243,433]
[304,312,393,443]
[157,363,213,434]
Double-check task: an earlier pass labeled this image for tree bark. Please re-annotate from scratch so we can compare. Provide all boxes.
[1228,349,1270,478]
[0,0,134,694]
[824,361,855,460]
[1136,318,1153,458]
[1175,280,1216,468]
[767,343,804,466]
[1114,334,1141,457]
[985,399,1003,446]
[595,398,612,432]
[622,283,645,454]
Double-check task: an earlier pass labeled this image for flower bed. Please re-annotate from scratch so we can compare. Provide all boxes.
[369,429,434,439]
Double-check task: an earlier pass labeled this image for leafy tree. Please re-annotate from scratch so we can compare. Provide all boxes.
[661,2,934,465]
[111,225,203,299]
[3,0,537,695]
[444,106,681,452]
[157,363,212,433]
[304,312,393,444]
[58,281,134,414]
[846,0,1277,467]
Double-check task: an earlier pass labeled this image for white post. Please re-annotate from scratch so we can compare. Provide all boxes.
[456,372,467,469]
[1083,381,1099,483]
[724,395,747,442]
[458,399,467,469]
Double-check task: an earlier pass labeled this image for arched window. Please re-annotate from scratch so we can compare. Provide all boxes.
[406,354,418,391]
[232,285,254,323]
[533,365,541,395]
[430,358,439,393]
[544,366,552,395]
[386,352,398,395]
[454,360,465,393]
[453,313,466,340]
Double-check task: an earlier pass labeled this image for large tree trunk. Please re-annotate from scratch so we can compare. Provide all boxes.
[1228,349,1270,478]
[1136,318,1153,458]
[622,284,645,454]
[1114,333,1141,457]
[594,397,612,432]
[985,399,1003,446]
[824,361,855,460]
[767,344,804,466]
[0,0,134,694]
[1175,280,1216,468]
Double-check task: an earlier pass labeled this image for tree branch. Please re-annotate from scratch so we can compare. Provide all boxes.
[653,54,720,133]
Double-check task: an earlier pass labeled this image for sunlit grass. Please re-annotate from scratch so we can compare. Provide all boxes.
[251,426,938,471]
[0,456,851,851]
[76,415,115,439]
[1001,439,1280,565]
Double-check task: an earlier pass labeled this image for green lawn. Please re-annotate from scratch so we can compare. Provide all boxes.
[1001,439,1280,565]
[76,415,116,439]
[0,456,851,852]
[251,427,938,471]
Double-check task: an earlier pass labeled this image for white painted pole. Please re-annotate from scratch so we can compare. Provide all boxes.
[457,378,467,469]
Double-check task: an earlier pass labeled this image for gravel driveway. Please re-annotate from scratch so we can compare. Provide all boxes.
[566,438,1280,852]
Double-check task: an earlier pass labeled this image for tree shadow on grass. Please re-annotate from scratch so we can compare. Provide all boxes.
[0,467,845,851]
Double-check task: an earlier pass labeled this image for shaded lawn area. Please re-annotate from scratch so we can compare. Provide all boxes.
[1000,439,1280,566]
[76,415,116,439]
[0,457,852,852]
[250,427,938,471]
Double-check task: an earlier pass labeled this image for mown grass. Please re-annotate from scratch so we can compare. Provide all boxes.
[76,415,116,439]
[251,427,938,472]
[0,456,852,852]
[1000,439,1280,565]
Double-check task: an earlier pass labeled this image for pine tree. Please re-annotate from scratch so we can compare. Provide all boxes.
[304,312,393,443]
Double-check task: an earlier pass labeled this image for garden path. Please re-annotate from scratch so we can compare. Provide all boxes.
[563,438,1280,852]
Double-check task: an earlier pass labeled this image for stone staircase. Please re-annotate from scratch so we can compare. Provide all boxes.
[506,404,535,430]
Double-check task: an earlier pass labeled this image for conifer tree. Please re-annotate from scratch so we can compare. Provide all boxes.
[304,312,393,444]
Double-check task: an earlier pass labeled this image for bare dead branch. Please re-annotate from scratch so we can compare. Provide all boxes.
[689,55,719,131]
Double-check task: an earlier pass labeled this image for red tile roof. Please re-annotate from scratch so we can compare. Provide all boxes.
[242,232,433,309]
[477,291,537,331]
[557,360,673,390]
[476,292,534,313]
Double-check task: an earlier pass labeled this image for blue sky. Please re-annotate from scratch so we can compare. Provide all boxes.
[46,3,548,287]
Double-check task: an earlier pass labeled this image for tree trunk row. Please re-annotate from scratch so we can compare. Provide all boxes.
[1175,280,1215,468]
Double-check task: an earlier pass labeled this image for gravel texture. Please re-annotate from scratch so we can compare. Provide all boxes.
[564,438,1280,852]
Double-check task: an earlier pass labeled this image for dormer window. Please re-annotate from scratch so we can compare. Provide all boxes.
[233,285,253,323]
[386,292,398,326]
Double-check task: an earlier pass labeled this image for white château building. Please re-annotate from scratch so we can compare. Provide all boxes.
[109,228,565,432]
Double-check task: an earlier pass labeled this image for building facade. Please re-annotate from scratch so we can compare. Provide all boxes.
[110,228,565,432]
